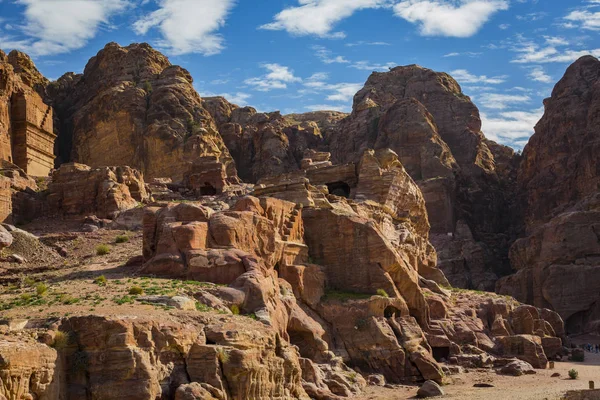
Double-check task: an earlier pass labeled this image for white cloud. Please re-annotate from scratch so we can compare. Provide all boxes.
[351,60,397,71]
[325,83,363,101]
[443,51,482,57]
[481,107,544,146]
[564,7,600,31]
[133,0,236,56]
[312,45,350,64]
[260,0,390,38]
[528,66,552,83]
[509,34,600,64]
[393,0,509,38]
[544,36,569,46]
[220,92,252,105]
[244,63,301,91]
[210,79,230,85]
[345,41,391,47]
[476,92,531,109]
[451,69,507,84]
[512,46,600,63]
[0,0,128,56]
[301,74,362,103]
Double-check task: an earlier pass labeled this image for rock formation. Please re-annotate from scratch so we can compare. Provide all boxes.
[46,43,237,182]
[202,96,343,182]
[43,163,149,219]
[137,148,564,389]
[1,42,593,399]
[0,50,56,177]
[497,56,600,334]
[326,65,516,291]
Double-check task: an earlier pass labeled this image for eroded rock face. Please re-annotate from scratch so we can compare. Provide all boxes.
[327,64,516,291]
[203,97,341,183]
[1,315,311,400]
[518,56,600,230]
[46,43,238,182]
[0,339,59,400]
[497,56,600,334]
[45,163,149,219]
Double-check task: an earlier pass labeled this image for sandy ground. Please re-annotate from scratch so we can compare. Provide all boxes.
[357,352,600,400]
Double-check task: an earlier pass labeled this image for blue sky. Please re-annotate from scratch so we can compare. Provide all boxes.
[1,0,599,148]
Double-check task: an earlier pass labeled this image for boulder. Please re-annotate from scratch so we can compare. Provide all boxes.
[0,225,12,249]
[499,360,536,376]
[417,380,445,398]
[498,335,548,369]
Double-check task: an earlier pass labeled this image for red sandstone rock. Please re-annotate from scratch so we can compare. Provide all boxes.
[497,56,600,334]
[46,43,238,182]
[46,163,149,219]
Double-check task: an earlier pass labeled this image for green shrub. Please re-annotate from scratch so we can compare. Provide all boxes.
[112,295,135,305]
[59,294,79,305]
[142,80,153,94]
[19,293,32,302]
[569,369,579,379]
[115,235,129,244]
[376,289,389,298]
[230,304,240,315]
[348,372,358,383]
[51,331,69,349]
[96,245,110,256]
[36,283,48,296]
[94,275,107,286]
[195,302,212,312]
[24,276,36,287]
[129,286,144,295]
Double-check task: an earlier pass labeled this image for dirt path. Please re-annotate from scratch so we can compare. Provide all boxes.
[357,353,600,399]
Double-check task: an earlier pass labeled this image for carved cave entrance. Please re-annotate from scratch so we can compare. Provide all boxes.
[326,181,351,198]
[432,347,450,362]
[384,306,402,319]
[200,182,217,196]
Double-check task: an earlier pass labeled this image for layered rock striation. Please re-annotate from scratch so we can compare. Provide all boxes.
[46,43,237,182]
[497,56,600,334]
[202,96,344,183]
[327,65,516,290]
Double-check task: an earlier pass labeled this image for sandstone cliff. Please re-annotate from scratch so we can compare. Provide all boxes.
[46,43,238,182]
[497,56,600,334]
[202,96,344,183]
[327,65,517,291]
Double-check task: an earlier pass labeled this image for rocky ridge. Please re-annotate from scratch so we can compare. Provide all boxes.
[497,55,600,333]
[1,43,599,399]
[46,43,238,183]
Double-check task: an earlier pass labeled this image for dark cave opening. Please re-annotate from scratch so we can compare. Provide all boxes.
[432,347,450,362]
[384,306,402,319]
[326,181,351,198]
[200,182,217,196]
